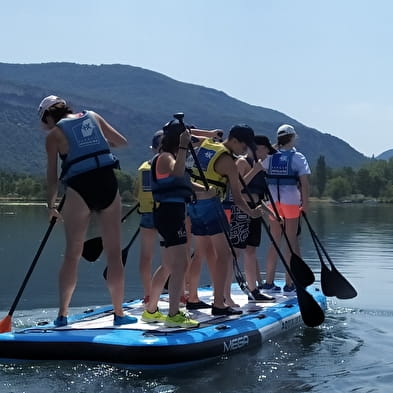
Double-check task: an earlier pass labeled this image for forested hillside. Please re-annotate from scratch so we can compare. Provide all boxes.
[0,62,369,175]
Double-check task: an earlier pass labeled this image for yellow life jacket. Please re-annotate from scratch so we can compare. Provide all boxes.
[191,138,229,199]
[136,160,154,213]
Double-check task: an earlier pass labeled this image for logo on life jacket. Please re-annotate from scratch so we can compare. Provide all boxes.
[73,118,99,147]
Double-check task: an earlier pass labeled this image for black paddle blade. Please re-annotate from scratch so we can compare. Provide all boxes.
[320,263,337,297]
[326,265,357,299]
[290,254,315,287]
[82,237,103,262]
[296,285,325,327]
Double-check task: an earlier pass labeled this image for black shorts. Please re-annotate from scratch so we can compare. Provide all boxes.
[67,166,118,211]
[229,205,262,249]
[153,202,187,248]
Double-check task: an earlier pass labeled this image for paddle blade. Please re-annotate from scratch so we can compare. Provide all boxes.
[291,254,315,287]
[82,237,103,262]
[296,286,325,327]
[320,263,337,297]
[0,315,12,333]
[330,266,358,299]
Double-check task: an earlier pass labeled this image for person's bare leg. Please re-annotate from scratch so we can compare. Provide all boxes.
[210,233,232,308]
[224,247,240,307]
[264,220,282,284]
[164,244,189,316]
[186,248,203,303]
[139,227,157,300]
[99,192,126,316]
[283,217,300,286]
[244,246,258,291]
[145,264,169,313]
[255,251,264,288]
[58,188,90,317]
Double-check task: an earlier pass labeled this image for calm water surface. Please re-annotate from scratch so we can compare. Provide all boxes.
[0,202,392,393]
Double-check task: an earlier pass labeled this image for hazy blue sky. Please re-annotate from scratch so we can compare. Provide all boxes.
[1,0,392,157]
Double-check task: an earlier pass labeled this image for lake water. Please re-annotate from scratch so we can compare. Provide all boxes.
[0,202,392,393]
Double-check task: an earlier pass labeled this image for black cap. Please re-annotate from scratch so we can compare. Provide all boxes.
[229,124,256,151]
[163,119,186,136]
[254,135,277,155]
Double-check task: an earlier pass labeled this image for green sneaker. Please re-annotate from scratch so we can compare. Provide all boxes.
[165,311,200,328]
[141,309,166,323]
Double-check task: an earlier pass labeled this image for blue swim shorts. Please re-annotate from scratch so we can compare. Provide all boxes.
[188,197,229,236]
[140,212,155,229]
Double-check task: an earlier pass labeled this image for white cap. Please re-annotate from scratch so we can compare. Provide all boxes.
[37,95,66,120]
[277,124,296,136]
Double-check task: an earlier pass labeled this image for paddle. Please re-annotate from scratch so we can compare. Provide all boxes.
[0,196,66,333]
[82,203,139,262]
[102,226,141,280]
[261,216,325,327]
[238,176,324,327]
[173,112,254,299]
[302,211,357,299]
[260,174,315,287]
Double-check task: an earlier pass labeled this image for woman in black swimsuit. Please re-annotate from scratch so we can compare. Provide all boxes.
[38,95,136,327]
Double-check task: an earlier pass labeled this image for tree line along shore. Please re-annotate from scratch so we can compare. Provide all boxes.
[1,155,393,204]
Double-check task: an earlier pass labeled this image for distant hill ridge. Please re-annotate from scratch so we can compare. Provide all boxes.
[376,149,393,160]
[0,62,369,174]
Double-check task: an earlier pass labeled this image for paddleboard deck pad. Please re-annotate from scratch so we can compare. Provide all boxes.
[0,282,326,368]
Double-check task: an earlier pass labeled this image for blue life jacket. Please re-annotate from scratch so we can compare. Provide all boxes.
[150,154,195,203]
[58,111,119,181]
[266,150,299,186]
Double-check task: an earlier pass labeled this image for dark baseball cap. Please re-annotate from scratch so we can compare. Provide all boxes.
[163,119,187,136]
[254,135,277,155]
[229,124,256,151]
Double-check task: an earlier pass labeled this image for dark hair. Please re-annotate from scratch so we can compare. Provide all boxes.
[160,132,181,154]
[42,103,73,124]
[276,134,293,147]
[161,120,185,154]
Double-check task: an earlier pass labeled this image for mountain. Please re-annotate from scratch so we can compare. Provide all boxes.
[0,62,369,175]
[376,149,393,160]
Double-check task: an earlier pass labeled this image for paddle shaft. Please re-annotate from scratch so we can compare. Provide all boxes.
[238,174,295,278]
[7,196,65,317]
[238,175,324,326]
[259,173,315,286]
[301,211,338,269]
[120,203,140,223]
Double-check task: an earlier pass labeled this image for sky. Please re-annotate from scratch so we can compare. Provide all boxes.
[1,0,392,157]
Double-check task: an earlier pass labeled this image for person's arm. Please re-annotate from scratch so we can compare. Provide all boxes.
[93,112,128,148]
[45,131,60,217]
[171,130,191,177]
[158,130,191,178]
[214,154,261,218]
[299,174,309,213]
[294,152,310,214]
[191,128,224,141]
[242,159,265,185]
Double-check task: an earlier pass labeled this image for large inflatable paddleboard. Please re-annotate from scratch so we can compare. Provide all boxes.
[0,282,326,369]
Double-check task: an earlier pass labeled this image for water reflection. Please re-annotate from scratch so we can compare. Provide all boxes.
[1,202,393,392]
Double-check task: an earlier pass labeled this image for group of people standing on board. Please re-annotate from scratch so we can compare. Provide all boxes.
[38,95,310,329]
